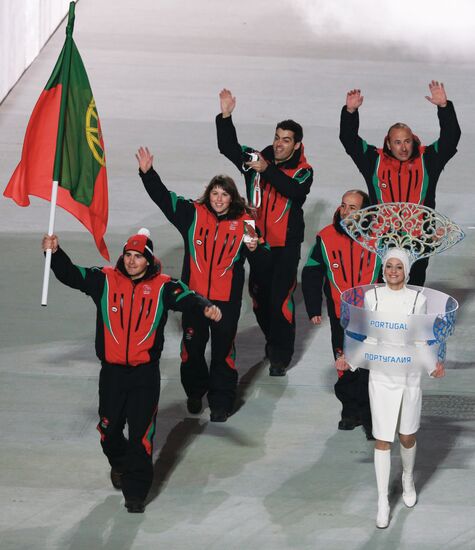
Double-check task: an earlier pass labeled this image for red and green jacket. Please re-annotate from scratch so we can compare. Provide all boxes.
[140,168,270,303]
[339,101,460,208]
[216,114,313,247]
[50,248,210,366]
[302,219,381,319]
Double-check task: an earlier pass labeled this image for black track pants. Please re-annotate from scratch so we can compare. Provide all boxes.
[328,302,371,425]
[248,244,300,367]
[180,300,240,412]
[97,362,160,501]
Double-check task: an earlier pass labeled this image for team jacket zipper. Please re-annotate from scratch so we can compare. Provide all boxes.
[206,221,219,298]
[262,183,271,241]
[125,282,136,365]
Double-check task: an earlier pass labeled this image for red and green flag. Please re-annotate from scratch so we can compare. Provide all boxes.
[4,1,110,260]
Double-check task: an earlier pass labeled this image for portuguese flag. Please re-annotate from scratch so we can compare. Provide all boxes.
[4,1,109,260]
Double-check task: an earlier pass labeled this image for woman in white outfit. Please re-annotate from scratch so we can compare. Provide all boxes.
[336,248,445,529]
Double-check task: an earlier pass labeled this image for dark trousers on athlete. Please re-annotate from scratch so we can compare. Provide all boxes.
[97,362,160,502]
[249,244,300,368]
[180,300,240,413]
[328,302,371,427]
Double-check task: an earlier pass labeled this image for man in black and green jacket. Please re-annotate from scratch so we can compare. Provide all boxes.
[216,88,314,376]
[339,80,460,285]
[43,230,220,513]
[302,190,380,438]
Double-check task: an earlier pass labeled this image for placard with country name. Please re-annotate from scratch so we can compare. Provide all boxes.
[340,284,458,375]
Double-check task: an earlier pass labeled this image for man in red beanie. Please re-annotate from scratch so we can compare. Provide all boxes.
[42,229,221,513]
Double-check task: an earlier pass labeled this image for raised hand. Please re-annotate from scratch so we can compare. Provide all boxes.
[425,80,447,108]
[346,89,364,113]
[219,88,236,118]
[135,146,154,173]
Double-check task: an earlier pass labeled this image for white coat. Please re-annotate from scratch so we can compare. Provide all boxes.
[364,286,429,442]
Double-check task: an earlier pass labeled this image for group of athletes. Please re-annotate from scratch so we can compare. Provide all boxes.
[42,81,460,517]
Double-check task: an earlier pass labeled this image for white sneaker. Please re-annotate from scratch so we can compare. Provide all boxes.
[376,497,390,529]
[402,473,417,507]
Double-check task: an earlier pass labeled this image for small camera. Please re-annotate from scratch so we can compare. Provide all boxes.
[242,151,259,163]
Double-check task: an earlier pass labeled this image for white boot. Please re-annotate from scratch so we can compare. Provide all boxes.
[374,449,391,528]
[400,443,417,507]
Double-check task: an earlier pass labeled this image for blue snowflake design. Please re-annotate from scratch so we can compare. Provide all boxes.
[433,310,457,344]
[340,301,350,329]
[341,287,365,307]
[437,342,447,362]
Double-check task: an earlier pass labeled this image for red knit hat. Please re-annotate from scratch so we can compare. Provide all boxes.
[123,228,154,264]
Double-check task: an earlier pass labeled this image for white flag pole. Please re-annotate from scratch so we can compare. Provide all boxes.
[41,180,59,306]
[40,3,75,306]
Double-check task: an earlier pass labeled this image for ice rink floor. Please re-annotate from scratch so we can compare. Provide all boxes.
[1,1,474,548]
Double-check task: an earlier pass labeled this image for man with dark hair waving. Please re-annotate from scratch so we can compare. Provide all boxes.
[216,89,314,376]
[339,81,461,285]
[42,230,221,514]
[302,190,380,438]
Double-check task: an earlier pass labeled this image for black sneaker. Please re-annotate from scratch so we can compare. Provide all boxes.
[110,468,123,490]
[210,409,229,422]
[338,417,361,430]
[125,499,145,513]
[187,396,203,414]
[269,364,286,376]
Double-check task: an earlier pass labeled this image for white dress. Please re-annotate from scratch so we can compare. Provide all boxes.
[364,286,428,442]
